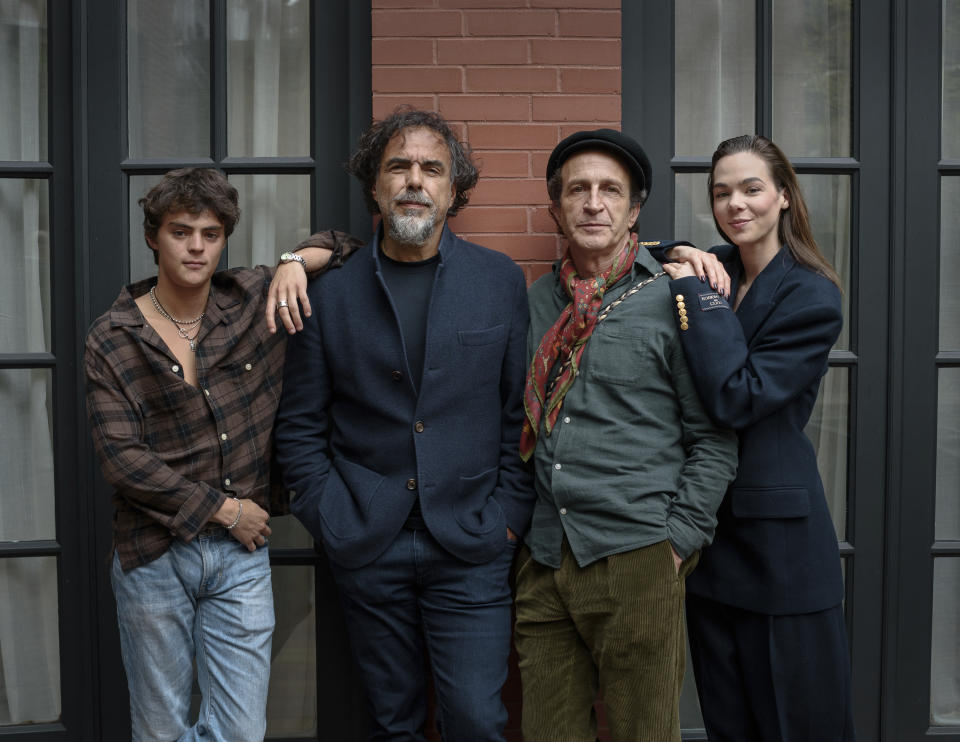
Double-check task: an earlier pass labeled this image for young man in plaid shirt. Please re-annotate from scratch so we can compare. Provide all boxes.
[84,168,345,741]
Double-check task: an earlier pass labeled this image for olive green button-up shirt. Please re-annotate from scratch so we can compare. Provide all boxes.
[526,248,738,569]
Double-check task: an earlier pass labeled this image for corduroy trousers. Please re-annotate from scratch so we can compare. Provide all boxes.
[514,538,698,742]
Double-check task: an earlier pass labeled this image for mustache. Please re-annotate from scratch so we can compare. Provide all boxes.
[392,189,434,208]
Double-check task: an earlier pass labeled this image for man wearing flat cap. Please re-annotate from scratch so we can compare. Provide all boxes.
[514,129,738,741]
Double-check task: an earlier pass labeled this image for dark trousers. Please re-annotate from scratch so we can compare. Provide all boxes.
[515,539,698,742]
[328,528,516,742]
[686,593,856,742]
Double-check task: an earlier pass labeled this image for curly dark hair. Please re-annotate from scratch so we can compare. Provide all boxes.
[346,108,479,217]
[140,168,240,264]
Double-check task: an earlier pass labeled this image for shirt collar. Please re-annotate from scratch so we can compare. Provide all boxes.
[108,272,246,329]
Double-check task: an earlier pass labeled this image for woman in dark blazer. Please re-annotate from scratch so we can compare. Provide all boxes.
[661,135,855,741]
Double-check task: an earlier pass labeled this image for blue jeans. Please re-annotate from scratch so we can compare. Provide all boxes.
[329,528,516,742]
[111,528,274,742]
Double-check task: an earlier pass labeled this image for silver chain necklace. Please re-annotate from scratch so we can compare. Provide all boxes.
[149,286,206,352]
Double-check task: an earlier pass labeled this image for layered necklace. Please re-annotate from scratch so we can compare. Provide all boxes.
[149,286,206,352]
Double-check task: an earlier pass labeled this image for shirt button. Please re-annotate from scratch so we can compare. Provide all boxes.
[406,478,417,490]
[559,508,568,515]
[392,370,403,381]
[414,421,425,433]
[244,363,252,371]
[204,388,210,396]
[554,463,562,470]
[288,489,297,498]
[220,433,228,441]
[172,364,180,373]
[563,416,571,424]
[224,478,231,487]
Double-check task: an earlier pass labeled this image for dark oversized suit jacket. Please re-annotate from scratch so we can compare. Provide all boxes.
[666,245,844,615]
[273,225,534,570]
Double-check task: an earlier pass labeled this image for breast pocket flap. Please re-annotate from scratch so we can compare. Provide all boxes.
[458,325,506,346]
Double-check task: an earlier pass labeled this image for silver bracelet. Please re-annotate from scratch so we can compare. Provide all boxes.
[225,497,243,530]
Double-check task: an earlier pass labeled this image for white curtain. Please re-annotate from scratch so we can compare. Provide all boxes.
[0,0,60,726]
[226,0,311,269]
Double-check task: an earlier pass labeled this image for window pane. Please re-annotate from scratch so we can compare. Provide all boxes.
[0,557,60,725]
[0,369,55,542]
[127,0,210,158]
[674,0,755,157]
[944,0,960,158]
[228,0,310,157]
[0,0,47,161]
[0,178,50,353]
[674,172,720,253]
[229,174,311,268]
[674,173,850,350]
[267,566,316,737]
[796,174,850,350]
[940,177,960,350]
[269,513,314,550]
[931,558,960,725]
[805,367,849,540]
[772,0,852,157]
[936,368,960,541]
[129,175,164,283]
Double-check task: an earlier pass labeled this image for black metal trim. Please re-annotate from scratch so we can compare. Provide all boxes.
[0,353,57,368]
[0,162,54,174]
[0,540,62,557]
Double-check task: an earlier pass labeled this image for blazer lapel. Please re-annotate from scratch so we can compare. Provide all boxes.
[735,247,795,344]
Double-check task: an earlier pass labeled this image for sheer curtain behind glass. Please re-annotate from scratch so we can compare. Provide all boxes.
[674,0,754,156]
[226,0,310,268]
[0,0,60,726]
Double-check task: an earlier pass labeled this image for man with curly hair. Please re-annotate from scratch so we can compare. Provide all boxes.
[274,109,534,741]
[84,167,346,740]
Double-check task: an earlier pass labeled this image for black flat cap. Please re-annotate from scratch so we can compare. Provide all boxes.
[546,128,652,197]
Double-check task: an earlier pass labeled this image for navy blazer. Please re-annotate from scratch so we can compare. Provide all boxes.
[667,245,844,615]
[273,225,534,570]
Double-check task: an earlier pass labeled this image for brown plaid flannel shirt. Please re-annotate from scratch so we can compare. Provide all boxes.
[85,266,289,571]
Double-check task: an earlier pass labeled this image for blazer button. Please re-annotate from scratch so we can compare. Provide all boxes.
[406,478,417,490]
[392,370,403,381]
[675,294,684,302]
[414,421,425,433]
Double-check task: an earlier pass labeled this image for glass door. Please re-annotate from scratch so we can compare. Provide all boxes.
[624,1,891,737]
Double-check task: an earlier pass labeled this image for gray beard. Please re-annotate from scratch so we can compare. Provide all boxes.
[385,209,437,246]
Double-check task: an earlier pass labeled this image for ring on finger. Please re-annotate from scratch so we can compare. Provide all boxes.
[277,299,288,308]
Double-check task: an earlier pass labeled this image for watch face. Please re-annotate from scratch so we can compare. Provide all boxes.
[280,252,294,261]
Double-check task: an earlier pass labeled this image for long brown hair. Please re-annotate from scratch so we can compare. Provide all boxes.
[708,135,842,289]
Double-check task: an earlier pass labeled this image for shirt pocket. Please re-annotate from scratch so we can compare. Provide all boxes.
[135,381,204,454]
[216,345,281,411]
[586,325,652,386]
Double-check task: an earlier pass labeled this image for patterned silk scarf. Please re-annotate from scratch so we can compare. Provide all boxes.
[519,233,640,462]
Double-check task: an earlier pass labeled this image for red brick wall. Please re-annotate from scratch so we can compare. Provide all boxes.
[371,0,622,286]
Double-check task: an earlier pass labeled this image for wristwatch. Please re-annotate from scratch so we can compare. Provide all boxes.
[279,251,307,269]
